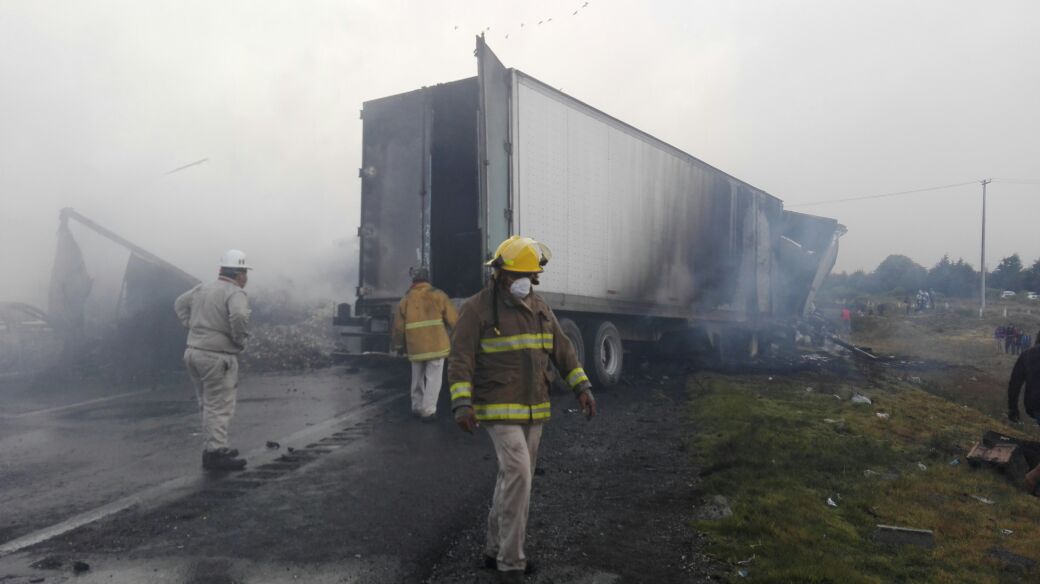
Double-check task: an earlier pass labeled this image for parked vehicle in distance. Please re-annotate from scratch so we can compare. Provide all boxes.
[1001,290,1017,299]
[1027,292,1039,301]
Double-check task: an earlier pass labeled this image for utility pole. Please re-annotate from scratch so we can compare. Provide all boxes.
[980,178,991,318]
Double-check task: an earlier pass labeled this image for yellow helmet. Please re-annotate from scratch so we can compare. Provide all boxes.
[486,235,553,273]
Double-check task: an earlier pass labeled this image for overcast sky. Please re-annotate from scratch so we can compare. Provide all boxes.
[2,0,1038,305]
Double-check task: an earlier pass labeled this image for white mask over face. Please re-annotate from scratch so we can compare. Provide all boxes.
[509,277,532,300]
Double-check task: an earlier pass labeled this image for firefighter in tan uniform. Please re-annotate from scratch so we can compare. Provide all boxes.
[392,267,458,420]
[174,249,252,471]
[448,236,596,582]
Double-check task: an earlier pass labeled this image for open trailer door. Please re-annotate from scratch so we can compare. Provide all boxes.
[476,35,513,257]
[357,89,431,302]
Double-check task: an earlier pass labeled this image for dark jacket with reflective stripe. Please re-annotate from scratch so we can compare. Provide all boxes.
[1009,344,1040,418]
[391,283,458,362]
[448,281,591,423]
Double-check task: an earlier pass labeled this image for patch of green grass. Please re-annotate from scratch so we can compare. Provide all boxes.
[689,372,1040,583]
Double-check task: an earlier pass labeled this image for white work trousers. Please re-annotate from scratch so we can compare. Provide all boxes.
[184,348,240,452]
[485,423,544,572]
[410,358,444,417]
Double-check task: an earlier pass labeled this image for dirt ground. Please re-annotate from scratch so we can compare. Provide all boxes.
[426,374,721,584]
[849,304,1040,422]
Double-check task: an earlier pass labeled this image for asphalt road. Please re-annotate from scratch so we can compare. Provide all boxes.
[0,364,397,545]
[0,360,712,583]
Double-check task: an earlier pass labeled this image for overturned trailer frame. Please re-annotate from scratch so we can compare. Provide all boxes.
[339,38,844,386]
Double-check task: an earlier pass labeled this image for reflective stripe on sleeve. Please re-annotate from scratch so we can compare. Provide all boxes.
[450,382,473,400]
[473,401,552,422]
[566,367,590,388]
[479,333,553,353]
[405,319,444,330]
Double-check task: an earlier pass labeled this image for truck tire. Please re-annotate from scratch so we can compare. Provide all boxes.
[558,318,586,365]
[586,320,623,387]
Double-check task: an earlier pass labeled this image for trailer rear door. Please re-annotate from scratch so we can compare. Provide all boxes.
[477,35,512,255]
[358,90,431,300]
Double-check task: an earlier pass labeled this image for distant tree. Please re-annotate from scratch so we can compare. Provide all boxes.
[873,255,926,293]
[948,258,979,298]
[847,270,870,291]
[825,271,848,288]
[821,270,868,299]
[823,255,983,299]
[926,255,954,294]
[1022,258,1040,293]
[991,254,1024,291]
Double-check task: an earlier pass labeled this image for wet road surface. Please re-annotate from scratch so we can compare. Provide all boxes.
[0,365,394,545]
[0,361,503,582]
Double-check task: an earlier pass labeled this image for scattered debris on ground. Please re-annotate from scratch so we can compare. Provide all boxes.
[966,431,1040,485]
[243,300,337,372]
[872,525,935,548]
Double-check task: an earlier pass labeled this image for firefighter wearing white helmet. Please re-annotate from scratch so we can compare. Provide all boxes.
[220,249,252,270]
[448,235,596,581]
[174,250,253,471]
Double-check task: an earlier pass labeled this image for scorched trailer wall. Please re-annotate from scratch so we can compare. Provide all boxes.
[347,38,843,386]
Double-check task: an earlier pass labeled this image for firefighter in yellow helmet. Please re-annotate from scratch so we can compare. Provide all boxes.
[448,235,596,582]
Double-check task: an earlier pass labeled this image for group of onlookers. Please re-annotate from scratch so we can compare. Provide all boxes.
[996,325,1033,355]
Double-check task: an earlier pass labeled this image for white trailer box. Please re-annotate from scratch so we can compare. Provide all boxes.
[342,37,844,385]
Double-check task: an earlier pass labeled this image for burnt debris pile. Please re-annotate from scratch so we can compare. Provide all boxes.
[242,298,337,372]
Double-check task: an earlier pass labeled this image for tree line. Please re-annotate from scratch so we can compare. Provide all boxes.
[825,253,1040,299]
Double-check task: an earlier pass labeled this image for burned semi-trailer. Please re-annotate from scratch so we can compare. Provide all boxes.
[338,38,844,386]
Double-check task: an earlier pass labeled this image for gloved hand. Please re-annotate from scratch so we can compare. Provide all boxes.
[578,389,597,421]
[1009,410,1022,423]
[455,407,479,433]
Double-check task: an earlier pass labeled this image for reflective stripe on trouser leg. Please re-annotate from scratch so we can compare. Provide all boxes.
[410,361,425,414]
[420,358,444,417]
[186,349,239,451]
[484,423,544,572]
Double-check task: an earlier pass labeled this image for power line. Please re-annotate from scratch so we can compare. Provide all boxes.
[787,180,978,208]
[992,178,1040,185]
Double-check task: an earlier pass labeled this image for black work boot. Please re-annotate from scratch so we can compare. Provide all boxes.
[497,570,525,583]
[484,556,536,575]
[202,449,247,471]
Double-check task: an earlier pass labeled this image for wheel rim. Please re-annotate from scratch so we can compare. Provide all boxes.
[600,335,620,377]
[566,333,582,360]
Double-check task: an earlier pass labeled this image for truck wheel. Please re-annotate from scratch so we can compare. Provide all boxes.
[586,320,623,387]
[559,318,586,365]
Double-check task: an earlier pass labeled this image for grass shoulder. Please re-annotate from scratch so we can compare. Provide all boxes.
[687,370,1040,583]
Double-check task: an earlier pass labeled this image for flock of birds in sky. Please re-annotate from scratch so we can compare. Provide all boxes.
[454,1,591,38]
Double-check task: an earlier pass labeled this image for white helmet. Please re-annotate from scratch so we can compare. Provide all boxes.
[219,249,252,270]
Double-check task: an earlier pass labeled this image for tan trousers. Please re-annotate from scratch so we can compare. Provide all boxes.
[410,358,444,417]
[184,347,239,451]
[485,423,543,572]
